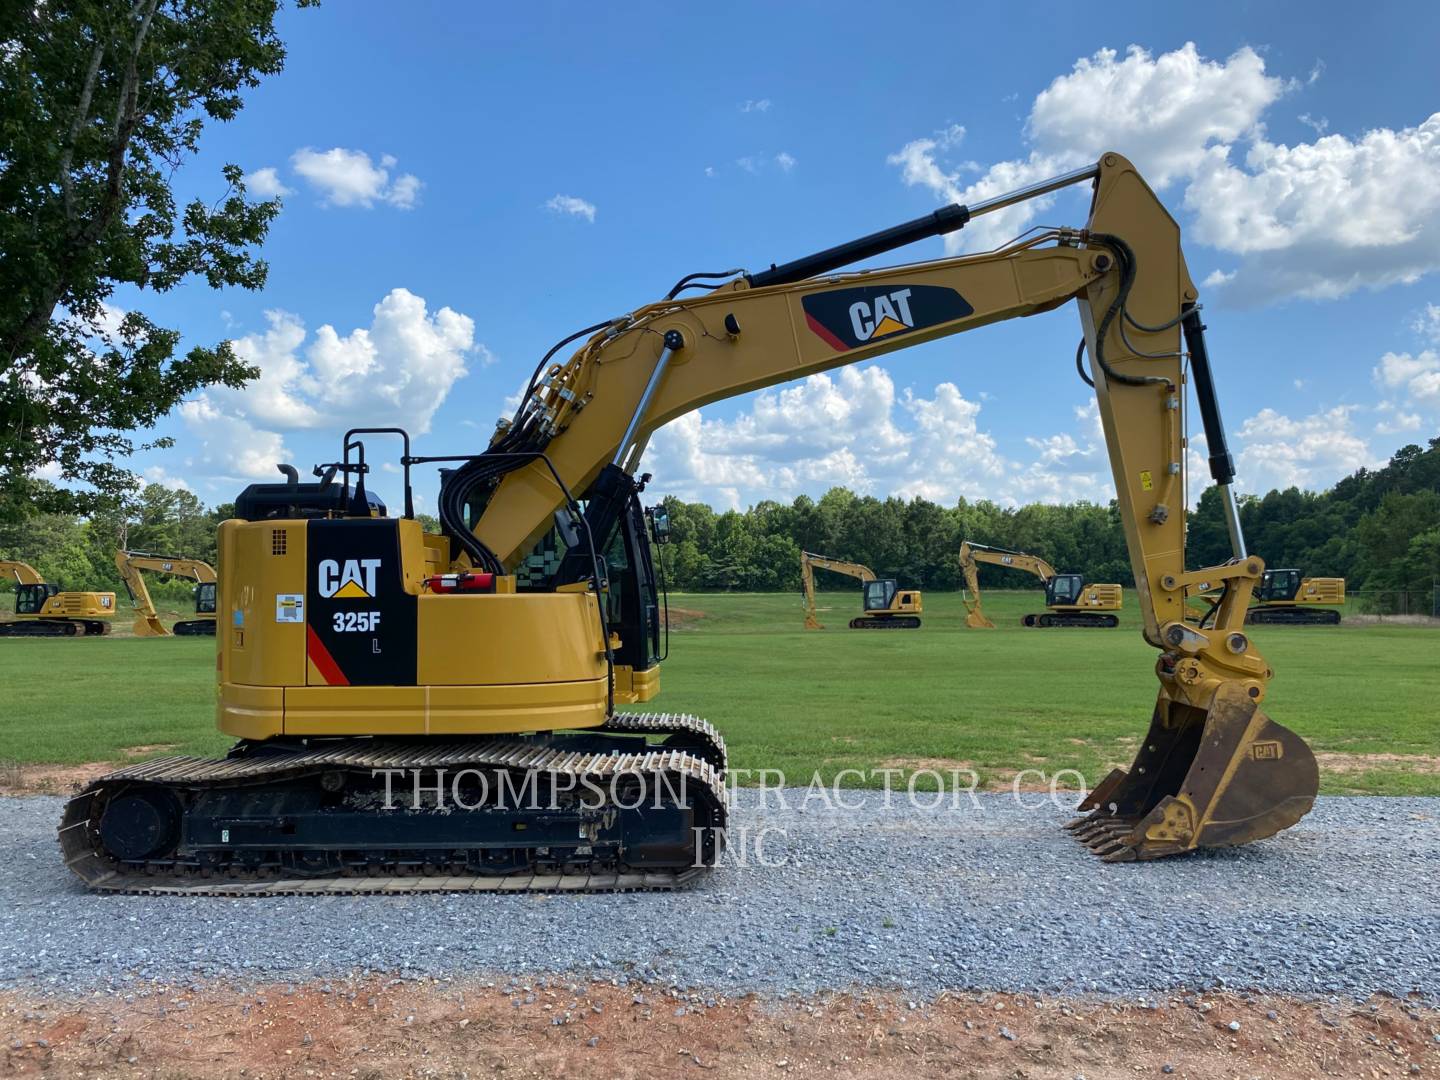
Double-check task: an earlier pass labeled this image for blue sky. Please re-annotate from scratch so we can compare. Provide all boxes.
[112,1,1440,514]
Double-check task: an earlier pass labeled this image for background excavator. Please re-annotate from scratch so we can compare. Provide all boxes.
[799,551,923,629]
[62,153,1320,896]
[1248,570,1345,625]
[0,561,115,637]
[1189,568,1345,627]
[113,550,219,637]
[959,541,1123,628]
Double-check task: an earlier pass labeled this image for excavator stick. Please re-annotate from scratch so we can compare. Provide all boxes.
[1066,684,1318,860]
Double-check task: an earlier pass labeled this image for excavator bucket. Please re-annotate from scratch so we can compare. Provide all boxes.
[1066,683,1318,860]
[965,609,995,629]
[131,615,169,637]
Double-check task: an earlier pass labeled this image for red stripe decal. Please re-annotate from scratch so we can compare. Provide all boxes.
[805,311,850,352]
[306,625,350,686]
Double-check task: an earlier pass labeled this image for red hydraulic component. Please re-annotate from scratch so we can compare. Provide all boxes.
[423,572,496,594]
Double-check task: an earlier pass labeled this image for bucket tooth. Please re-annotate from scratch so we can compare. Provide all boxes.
[1074,819,1121,843]
[1090,823,1135,844]
[1091,837,1130,856]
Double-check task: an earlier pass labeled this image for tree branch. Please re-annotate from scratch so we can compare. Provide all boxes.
[58,35,107,222]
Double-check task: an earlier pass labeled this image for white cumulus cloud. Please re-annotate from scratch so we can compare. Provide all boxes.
[1374,349,1440,409]
[1233,406,1378,491]
[546,194,596,222]
[1412,302,1440,343]
[243,166,292,198]
[180,289,480,484]
[642,366,1105,510]
[890,44,1285,254]
[1187,115,1440,302]
[177,397,293,482]
[889,43,1440,304]
[290,148,422,209]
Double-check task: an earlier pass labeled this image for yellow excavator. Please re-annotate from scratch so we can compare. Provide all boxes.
[799,551,923,629]
[0,561,115,637]
[113,551,219,637]
[1249,570,1345,626]
[959,541,1123,628]
[1190,568,1346,627]
[61,153,1320,895]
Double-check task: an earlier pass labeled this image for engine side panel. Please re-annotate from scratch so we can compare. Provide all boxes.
[217,517,611,739]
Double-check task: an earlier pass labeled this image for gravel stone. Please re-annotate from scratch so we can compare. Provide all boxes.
[2,792,1437,1000]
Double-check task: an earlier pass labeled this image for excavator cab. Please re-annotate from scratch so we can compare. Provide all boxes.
[863,579,898,613]
[1045,574,1085,607]
[194,582,217,615]
[1255,569,1302,603]
[858,579,923,629]
[14,583,60,614]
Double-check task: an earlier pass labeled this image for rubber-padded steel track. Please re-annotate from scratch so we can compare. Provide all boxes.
[0,619,110,637]
[848,616,922,629]
[1245,607,1341,626]
[1024,611,1120,628]
[59,713,726,896]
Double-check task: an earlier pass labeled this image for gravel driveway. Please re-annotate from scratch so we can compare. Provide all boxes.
[3,791,1436,999]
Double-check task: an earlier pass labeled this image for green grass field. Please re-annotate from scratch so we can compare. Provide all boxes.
[1,590,1435,794]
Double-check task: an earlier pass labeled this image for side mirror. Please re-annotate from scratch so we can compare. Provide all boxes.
[553,508,582,550]
[646,507,671,545]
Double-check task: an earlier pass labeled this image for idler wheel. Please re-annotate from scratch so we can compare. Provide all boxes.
[99,787,181,862]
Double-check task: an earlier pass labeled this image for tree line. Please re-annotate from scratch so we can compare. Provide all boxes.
[657,437,1440,595]
[3,439,1436,605]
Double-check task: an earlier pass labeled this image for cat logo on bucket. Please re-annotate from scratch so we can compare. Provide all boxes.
[802,283,974,352]
[1251,740,1283,761]
[317,558,381,599]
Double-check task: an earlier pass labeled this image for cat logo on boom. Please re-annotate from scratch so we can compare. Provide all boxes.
[318,558,381,599]
[849,288,915,342]
[802,283,974,353]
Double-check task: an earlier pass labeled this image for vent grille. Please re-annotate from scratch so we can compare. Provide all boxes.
[271,529,287,556]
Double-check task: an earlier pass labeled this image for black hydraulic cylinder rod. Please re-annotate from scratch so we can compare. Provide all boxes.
[745,204,971,289]
[1181,304,1236,486]
[742,162,1102,290]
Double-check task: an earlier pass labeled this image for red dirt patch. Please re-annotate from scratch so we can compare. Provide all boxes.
[0,745,179,796]
[4,979,1433,1079]
[0,762,111,796]
[1316,751,1440,775]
